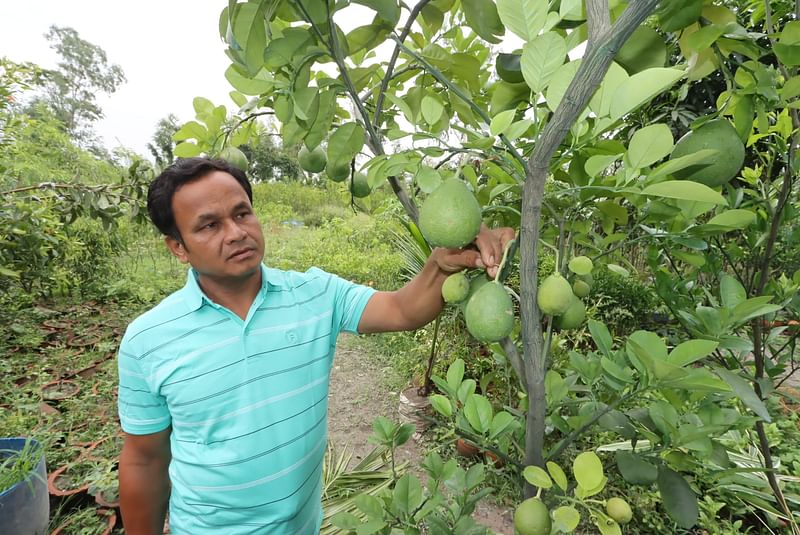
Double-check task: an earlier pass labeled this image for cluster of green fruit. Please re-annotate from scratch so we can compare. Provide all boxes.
[416,178,516,343]
[537,256,594,330]
[297,144,371,197]
[514,496,633,535]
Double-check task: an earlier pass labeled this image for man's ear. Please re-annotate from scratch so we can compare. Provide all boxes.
[165,236,189,264]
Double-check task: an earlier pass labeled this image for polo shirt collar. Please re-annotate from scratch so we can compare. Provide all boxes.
[181,264,283,312]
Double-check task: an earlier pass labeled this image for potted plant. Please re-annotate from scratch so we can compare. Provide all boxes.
[0,437,49,535]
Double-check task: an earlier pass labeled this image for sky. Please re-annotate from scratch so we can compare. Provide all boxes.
[0,1,525,160]
[0,0,242,157]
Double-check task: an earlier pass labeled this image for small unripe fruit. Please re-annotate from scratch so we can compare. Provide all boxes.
[606,497,633,524]
[514,498,551,535]
[572,279,591,298]
[537,274,573,316]
[442,272,470,303]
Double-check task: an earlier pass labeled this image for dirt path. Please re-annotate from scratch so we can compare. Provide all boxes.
[327,335,515,534]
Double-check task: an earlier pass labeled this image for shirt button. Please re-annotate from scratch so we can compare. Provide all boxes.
[286,330,298,343]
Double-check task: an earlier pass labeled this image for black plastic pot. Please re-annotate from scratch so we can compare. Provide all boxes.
[0,437,49,535]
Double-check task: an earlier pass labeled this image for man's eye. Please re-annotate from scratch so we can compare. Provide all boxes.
[237,212,251,219]
[203,222,217,230]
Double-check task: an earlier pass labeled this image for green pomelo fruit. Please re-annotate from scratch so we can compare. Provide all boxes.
[658,0,703,32]
[670,119,745,187]
[442,272,470,303]
[572,279,591,298]
[514,498,551,535]
[556,298,586,330]
[579,272,594,286]
[464,282,515,342]
[606,497,633,524]
[568,255,593,275]
[496,53,524,84]
[326,160,350,182]
[418,178,482,248]
[615,26,667,74]
[219,146,248,172]
[351,172,371,198]
[537,274,573,316]
[459,274,491,314]
[298,145,327,173]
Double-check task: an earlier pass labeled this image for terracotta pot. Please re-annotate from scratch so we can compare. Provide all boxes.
[398,386,432,433]
[456,438,480,458]
[48,458,96,497]
[483,450,506,468]
[50,507,116,535]
[94,484,120,509]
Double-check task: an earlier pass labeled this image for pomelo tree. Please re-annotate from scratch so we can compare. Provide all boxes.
[175,0,800,531]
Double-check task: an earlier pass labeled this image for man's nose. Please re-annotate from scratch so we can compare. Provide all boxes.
[224,219,248,242]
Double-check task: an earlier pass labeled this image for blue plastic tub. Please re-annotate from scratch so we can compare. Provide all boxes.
[0,438,49,535]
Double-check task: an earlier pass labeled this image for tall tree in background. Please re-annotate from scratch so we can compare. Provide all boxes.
[40,25,126,146]
[147,113,179,170]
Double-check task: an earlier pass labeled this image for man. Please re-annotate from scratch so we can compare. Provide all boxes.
[117,157,514,534]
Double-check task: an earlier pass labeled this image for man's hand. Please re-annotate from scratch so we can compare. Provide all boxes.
[430,225,516,279]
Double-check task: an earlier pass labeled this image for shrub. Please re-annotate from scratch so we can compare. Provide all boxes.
[590,267,657,335]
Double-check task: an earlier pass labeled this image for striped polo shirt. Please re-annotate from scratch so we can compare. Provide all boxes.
[117,264,376,534]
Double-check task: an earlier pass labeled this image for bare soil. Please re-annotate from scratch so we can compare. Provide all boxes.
[327,335,515,534]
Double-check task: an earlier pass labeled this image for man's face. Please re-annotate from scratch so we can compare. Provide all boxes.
[166,170,265,282]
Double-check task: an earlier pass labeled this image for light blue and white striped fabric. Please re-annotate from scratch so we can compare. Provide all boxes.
[118,265,376,534]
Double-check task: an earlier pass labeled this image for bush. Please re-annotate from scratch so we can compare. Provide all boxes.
[590,267,657,335]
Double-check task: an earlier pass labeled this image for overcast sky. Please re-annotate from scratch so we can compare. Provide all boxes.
[1,1,243,157]
[0,1,525,160]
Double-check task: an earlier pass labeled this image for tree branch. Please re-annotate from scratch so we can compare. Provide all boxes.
[585,0,611,47]
[373,0,433,131]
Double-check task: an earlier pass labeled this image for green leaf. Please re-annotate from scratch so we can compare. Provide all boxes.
[327,122,365,167]
[686,24,725,52]
[775,43,800,67]
[595,515,622,535]
[615,451,658,485]
[585,154,621,177]
[545,60,581,111]
[523,465,553,488]
[668,339,719,367]
[545,370,569,404]
[225,65,273,95]
[421,94,445,125]
[715,368,771,422]
[331,512,362,530]
[496,0,547,41]
[588,320,613,356]
[447,358,465,392]
[355,493,385,518]
[627,123,673,169]
[415,166,443,193]
[606,264,630,277]
[521,32,567,93]
[573,451,604,490]
[232,0,268,75]
[553,506,581,532]
[646,149,718,182]
[720,274,746,308]
[610,68,684,119]
[393,474,424,515]
[657,467,699,529]
[461,0,505,44]
[173,142,203,157]
[547,461,569,491]
[347,24,391,56]
[464,394,493,434]
[356,519,387,535]
[641,181,727,205]
[353,0,401,25]
[731,296,781,325]
[173,121,208,142]
[429,394,453,417]
[489,109,516,136]
[489,410,516,439]
[705,209,756,229]
[193,97,215,117]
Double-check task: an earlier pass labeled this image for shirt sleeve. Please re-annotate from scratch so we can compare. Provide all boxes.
[117,331,171,435]
[309,268,377,335]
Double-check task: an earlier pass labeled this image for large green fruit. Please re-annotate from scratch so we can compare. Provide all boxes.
[464,282,515,342]
[219,146,248,172]
[572,279,591,298]
[606,497,633,524]
[459,274,491,314]
[298,145,327,173]
[658,0,703,32]
[514,498,551,535]
[670,119,745,187]
[556,297,586,330]
[351,172,371,198]
[496,53,524,84]
[442,272,470,303]
[419,178,482,248]
[615,26,667,74]
[537,274,573,316]
[326,160,350,182]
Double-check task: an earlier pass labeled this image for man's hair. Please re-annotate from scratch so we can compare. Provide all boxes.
[147,157,253,240]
